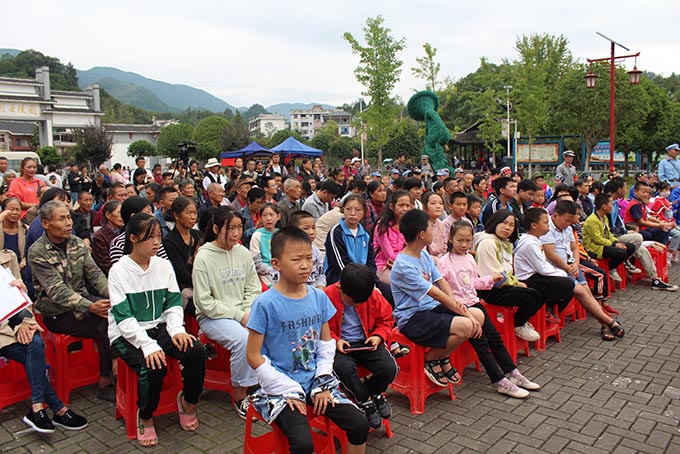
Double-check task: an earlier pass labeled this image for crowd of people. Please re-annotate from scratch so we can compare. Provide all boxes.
[1,143,680,451]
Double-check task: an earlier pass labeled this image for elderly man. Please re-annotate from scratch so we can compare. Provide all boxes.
[277,177,302,227]
[658,143,680,188]
[556,150,577,186]
[28,201,114,402]
[199,182,229,217]
[202,158,225,191]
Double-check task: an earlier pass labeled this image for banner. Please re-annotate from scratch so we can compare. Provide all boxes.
[590,142,625,162]
[516,143,559,163]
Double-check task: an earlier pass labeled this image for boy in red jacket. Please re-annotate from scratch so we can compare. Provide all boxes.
[325,263,397,430]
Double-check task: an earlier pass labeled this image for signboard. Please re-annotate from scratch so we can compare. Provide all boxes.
[0,102,41,119]
[590,141,625,163]
[516,143,559,163]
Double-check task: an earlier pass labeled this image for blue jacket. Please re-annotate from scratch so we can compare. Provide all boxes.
[324,219,375,285]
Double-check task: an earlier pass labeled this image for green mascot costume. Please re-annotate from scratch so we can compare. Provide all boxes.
[407,90,451,174]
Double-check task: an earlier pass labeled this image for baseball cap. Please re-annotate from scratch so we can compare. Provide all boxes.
[666,143,680,152]
[370,171,382,177]
[390,168,400,175]
[563,150,576,157]
[351,157,361,164]
[421,154,429,159]
[500,166,512,176]
[402,170,411,177]
[454,167,464,174]
[554,174,565,182]
[412,167,422,175]
[634,171,647,179]
[436,169,449,176]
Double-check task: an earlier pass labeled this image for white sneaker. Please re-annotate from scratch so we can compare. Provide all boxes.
[497,381,529,399]
[514,323,540,342]
[624,261,642,274]
[509,375,542,391]
[610,269,622,283]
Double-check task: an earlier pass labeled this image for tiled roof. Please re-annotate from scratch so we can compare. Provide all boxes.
[51,90,91,98]
[0,120,37,134]
[0,76,40,84]
[105,123,161,133]
[0,95,51,103]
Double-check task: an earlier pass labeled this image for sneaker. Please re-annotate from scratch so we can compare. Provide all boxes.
[672,251,680,264]
[233,398,250,421]
[497,381,529,399]
[545,309,561,324]
[509,375,542,391]
[22,409,55,434]
[609,269,622,283]
[372,394,391,419]
[52,409,88,431]
[624,261,642,274]
[652,279,679,291]
[359,399,382,429]
[96,384,116,403]
[514,323,540,342]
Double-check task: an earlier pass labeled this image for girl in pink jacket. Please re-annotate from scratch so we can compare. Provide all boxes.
[373,190,412,284]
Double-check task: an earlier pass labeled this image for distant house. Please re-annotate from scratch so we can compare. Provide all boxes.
[289,105,356,140]
[249,114,286,137]
[106,123,162,168]
[0,120,35,152]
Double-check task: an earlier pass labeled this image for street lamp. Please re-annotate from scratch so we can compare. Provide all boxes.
[357,98,365,162]
[504,85,512,162]
[585,32,641,172]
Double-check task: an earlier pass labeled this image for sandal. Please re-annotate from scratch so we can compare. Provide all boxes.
[424,360,449,387]
[390,343,411,359]
[137,409,158,447]
[177,391,199,431]
[600,326,616,341]
[440,358,462,384]
[608,319,625,339]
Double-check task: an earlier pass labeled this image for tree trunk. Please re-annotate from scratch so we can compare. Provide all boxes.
[377,128,383,171]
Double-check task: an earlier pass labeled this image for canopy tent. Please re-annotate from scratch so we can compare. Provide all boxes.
[270,136,323,158]
[220,141,272,166]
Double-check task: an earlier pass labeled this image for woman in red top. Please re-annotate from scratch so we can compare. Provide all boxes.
[7,158,43,219]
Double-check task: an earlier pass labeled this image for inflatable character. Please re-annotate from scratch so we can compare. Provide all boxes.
[407,90,451,173]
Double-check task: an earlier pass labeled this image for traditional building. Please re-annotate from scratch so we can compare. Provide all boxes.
[0,120,35,152]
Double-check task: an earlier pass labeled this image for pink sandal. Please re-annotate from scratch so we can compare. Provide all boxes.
[137,409,158,447]
[177,391,199,431]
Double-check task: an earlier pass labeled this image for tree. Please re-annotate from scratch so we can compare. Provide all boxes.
[127,140,156,158]
[310,121,339,154]
[221,112,251,152]
[35,146,61,167]
[191,115,230,161]
[72,125,113,167]
[412,43,440,91]
[156,123,194,158]
[382,119,423,161]
[243,104,269,121]
[344,15,406,166]
[0,49,80,91]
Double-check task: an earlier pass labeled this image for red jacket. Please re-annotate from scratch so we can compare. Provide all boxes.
[325,284,394,344]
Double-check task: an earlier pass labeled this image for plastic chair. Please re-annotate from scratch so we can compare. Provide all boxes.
[388,328,455,415]
[0,359,32,410]
[597,260,626,291]
[199,334,234,398]
[450,341,481,383]
[630,246,669,284]
[115,357,184,439]
[480,301,529,364]
[557,297,582,328]
[243,404,336,454]
[530,306,561,352]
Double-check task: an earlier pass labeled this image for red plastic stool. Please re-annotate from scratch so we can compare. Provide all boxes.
[630,246,669,284]
[0,359,32,410]
[530,306,561,352]
[388,328,455,415]
[450,341,481,383]
[480,302,529,364]
[199,334,234,398]
[557,297,584,328]
[184,314,200,336]
[598,260,626,291]
[115,357,184,439]
[243,404,336,454]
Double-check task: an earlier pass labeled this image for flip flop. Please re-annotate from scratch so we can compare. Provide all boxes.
[177,391,199,431]
[137,409,158,447]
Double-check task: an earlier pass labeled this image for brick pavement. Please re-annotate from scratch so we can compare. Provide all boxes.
[2,265,680,453]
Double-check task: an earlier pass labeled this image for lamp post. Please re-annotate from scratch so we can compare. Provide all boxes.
[357,98,365,162]
[585,32,641,172]
[504,86,512,163]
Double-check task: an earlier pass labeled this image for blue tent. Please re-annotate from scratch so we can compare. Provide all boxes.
[270,136,323,157]
[220,141,272,165]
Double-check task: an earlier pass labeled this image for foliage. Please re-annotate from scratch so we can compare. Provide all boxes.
[310,121,339,154]
[191,115,230,161]
[0,49,79,91]
[344,15,406,166]
[100,89,154,124]
[127,139,157,158]
[156,123,194,158]
[221,112,251,151]
[35,146,61,167]
[382,119,423,161]
[266,129,306,149]
[412,43,441,91]
[72,125,113,167]
[327,136,360,164]
[243,104,269,121]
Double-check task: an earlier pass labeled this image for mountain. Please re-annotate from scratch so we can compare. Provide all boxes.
[0,49,22,58]
[265,102,337,119]
[77,66,236,113]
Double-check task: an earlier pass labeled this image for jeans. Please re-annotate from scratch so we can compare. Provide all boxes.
[198,317,258,388]
[0,334,64,412]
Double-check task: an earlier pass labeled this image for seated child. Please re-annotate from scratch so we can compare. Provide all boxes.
[373,190,412,285]
[531,189,546,208]
[246,227,369,454]
[390,209,483,387]
[624,182,671,245]
[443,191,472,233]
[649,182,680,263]
[250,203,281,288]
[0,250,88,434]
[326,263,398,428]
[289,210,326,288]
[423,191,449,261]
[108,214,206,447]
[466,195,484,233]
[437,221,540,399]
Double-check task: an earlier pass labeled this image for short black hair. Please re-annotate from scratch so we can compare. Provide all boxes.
[485,209,519,243]
[288,210,314,228]
[271,226,312,260]
[594,192,612,210]
[404,177,422,191]
[492,176,513,194]
[604,177,625,195]
[449,191,467,204]
[347,179,367,193]
[517,179,538,192]
[466,194,482,206]
[246,187,266,203]
[321,179,342,196]
[399,208,430,243]
[553,200,577,216]
[634,181,650,192]
[339,263,376,303]
[522,207,548,232]
[158,186,178,200]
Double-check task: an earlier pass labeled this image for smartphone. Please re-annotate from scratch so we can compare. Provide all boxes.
[345,345,373,352]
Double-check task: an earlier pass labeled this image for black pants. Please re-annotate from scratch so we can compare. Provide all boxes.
[640,227,670,244]
[522,274,575,313]
[43,311,113,378]
[599,242,636,269]
[333,344,398,403]
[467,303,517,383]
[477,286,542,327]
[111,323,206,420]
[275,402,369,453]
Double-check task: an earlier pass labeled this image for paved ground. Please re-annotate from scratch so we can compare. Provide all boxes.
[2,265,680,453]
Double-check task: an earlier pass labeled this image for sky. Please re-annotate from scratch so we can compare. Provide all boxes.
[3,0,679,109]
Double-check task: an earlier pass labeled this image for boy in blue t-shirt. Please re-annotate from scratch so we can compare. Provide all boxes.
[246,226,369,454]
[390,209,483,387]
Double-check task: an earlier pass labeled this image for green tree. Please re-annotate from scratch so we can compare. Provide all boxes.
[35,146,61,167]
[191,115,230,161]
[412,43,440,91]
[72,125,113,167]
[266,129,306,149]
[221,112,251,151]
[0,49,79,90]
[156,123,194,158]
[243,104,269,121]
[100,89,154,124]
[382,119,423,161]
[310,121,339,154]
[327,136,359,164]
[344,15,406,166]
[127,139,156,158]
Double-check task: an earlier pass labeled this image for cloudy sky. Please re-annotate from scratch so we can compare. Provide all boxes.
[3,0,679,108]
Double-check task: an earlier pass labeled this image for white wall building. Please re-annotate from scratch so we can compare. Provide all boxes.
[106,124,161,168]
[289,105,356,140]
[249,113,286,137]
